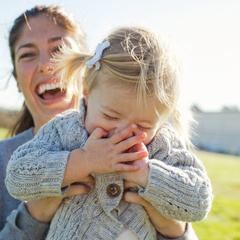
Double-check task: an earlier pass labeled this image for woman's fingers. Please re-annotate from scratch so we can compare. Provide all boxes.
[124,180,137,189]
[123,191,151,208]
[65,184,91,197]
[78,175,95,184]
[65,175,95,197]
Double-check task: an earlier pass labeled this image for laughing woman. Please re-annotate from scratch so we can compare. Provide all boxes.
[0,5,92,239]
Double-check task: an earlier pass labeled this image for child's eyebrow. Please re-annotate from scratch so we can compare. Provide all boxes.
[102,105,121,115]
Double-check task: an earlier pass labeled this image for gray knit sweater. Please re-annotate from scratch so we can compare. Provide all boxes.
[6,100,212,240]
[0,128,50,240]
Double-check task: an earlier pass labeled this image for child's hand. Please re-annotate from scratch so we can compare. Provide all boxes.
[64,124,148,186]
[81,124,148,175]
[118,141,150,188]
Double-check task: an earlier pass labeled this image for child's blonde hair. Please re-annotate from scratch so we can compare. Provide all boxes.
[54,26,194,149]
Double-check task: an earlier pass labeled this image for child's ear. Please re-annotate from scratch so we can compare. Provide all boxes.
[83,87,88,97]
[82,83,88,107]
[82,81,88,97]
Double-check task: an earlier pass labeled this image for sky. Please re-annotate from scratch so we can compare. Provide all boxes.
[0,0,239,112]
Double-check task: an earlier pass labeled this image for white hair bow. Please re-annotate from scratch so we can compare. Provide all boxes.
[85,41,110,70]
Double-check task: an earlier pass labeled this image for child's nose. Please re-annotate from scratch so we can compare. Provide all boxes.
[114,126,134,139]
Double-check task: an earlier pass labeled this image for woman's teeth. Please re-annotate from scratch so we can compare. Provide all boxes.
[38,82,64,95]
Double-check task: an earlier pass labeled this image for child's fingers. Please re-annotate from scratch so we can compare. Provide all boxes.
[88,128,109,140]
[117,133,147,152]
[127,142,146,153]
[113,151,147,171]
[109,124,137,144]
[115,163,139,172]
[118,151,148,163]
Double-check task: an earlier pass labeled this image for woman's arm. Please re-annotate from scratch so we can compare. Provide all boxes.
[0,180,92,240]
[0,202,49,240]
[123,188,198,240]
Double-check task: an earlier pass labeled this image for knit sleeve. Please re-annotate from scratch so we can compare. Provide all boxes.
[138,124,213,222]
[5,110,83,201]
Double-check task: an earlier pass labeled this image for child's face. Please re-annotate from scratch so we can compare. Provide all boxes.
[84,81,161,145]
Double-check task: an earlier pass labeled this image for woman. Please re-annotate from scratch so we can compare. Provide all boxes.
[0,5,197,240]
[0,5,92,239]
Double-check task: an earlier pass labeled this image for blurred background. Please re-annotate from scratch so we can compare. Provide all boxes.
[1,0,240,113]
[0,1,240,239]
[1,0,240,155]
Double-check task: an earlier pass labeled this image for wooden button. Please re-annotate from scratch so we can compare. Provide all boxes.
[106,184,121,198]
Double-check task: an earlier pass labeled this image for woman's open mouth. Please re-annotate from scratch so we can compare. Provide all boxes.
[37,82,67,103]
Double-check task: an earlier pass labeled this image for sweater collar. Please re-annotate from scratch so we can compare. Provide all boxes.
[78,98,87,127]
[147,123,171,159]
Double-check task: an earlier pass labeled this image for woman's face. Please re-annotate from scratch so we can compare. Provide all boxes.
[14,15,80,133]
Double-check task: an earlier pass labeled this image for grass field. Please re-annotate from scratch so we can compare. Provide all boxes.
[0,129,239,239]
[0,128,8,140]
[193,151,240,240]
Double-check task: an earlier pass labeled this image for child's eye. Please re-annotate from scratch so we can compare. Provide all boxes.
[137,125,150,132]
[103,113,118,121]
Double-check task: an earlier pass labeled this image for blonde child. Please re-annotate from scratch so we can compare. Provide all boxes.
[6,26,212,240]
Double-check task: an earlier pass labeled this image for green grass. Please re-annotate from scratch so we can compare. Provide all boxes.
[193,151,240,240]
[0,128,239,239]
[0,128,8,140]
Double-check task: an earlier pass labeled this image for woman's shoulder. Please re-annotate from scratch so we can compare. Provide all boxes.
[0,128,34,164]
[0,128,34,149]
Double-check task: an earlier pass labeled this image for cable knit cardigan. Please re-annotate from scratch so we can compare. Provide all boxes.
[5,100,213,240]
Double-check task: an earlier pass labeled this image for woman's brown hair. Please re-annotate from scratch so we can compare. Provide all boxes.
[9,5,88,136]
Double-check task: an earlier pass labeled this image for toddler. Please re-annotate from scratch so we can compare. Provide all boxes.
[6,26,212,240]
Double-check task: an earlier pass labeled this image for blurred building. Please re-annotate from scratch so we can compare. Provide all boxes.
[192,110,240,156]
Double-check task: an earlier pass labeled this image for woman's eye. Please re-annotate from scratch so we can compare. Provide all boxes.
[19,52,36,59]
[103,113,118,121]
[52,46,62,53]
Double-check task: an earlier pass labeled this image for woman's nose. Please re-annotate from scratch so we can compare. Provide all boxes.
[37,53,52,74]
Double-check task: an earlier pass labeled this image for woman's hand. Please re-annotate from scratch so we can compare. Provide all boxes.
[123,181,187,239]
[25,176,94,223]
